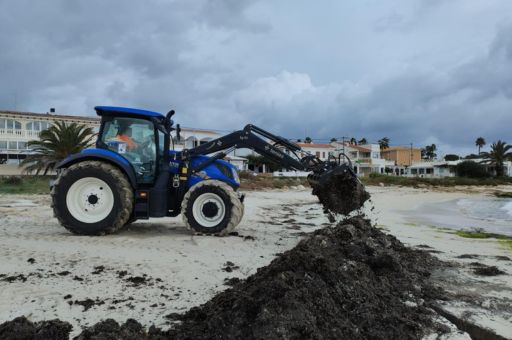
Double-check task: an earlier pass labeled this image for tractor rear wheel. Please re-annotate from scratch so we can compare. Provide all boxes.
[51,161,134,235]
[182,180,244,235]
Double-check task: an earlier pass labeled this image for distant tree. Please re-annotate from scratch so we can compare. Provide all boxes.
[245,154,280,172]
[465,153,480,159]
[444,154,460,161]
[456,160,489,178]
[304,137,312,144]
[480,140,512,177]
[358,137,367,145]
[296,139,302,143]
[422,144,437,160]
[20,121,95,174]
[475,137,486,155]
[330,137,337,142]
[350,137,357,145]
[378,137,390,150]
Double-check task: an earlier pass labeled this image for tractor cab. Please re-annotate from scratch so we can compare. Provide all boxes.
[95,106,170,185]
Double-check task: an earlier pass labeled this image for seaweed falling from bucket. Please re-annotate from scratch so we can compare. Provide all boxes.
[309,164,371,215]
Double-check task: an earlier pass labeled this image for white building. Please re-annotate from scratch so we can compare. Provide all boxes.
[331,142,394,176]
[406,159,512,178]
[273,141,393,177]
[0,110,101,165]
[173,127,224,150]
[296,143,335,161]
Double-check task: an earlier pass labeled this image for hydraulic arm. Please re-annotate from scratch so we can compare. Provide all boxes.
[182,124,369,215]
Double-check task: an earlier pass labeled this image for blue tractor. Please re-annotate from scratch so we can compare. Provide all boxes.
[52,106,363,235]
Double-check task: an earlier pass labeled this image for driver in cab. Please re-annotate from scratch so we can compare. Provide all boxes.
[115,123,138,151]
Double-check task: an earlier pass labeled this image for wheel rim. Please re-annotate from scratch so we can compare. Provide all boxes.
[66,177,114,224]
[192,192,226,228]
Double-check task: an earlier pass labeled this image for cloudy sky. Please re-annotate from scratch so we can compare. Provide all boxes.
[1,0,511,156]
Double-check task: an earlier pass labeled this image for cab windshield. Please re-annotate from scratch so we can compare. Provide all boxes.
[99,117,157,183]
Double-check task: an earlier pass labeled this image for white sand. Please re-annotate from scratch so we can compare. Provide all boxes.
[0,186,511,338]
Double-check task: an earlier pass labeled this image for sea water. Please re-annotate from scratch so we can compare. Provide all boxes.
[457,197,512,222]
[502,201,512,218]
[406,196,512,236]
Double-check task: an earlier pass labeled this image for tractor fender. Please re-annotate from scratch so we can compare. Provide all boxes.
[56,149,137,188]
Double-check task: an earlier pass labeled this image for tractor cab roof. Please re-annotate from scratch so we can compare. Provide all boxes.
[94,106,164,119]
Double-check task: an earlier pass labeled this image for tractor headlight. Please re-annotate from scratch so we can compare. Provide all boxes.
[232,168,240,184]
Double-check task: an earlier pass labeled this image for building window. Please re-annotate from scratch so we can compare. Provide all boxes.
[411,169,418,175]
[18,141,27,150]
[322,152,325,158]
[426,168,433,174]
[316,151,320,157]
[372,152,379,158]
[8,141,17,149]
[0,141,6,149]
[2,119,22,130]
[27,121,51,131]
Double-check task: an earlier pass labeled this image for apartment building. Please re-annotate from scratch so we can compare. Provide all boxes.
[0,110,100,164]
[381,146,422,166]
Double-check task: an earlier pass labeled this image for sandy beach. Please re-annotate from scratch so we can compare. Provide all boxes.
[1,186,511,338]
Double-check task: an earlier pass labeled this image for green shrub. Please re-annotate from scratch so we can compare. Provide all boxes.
[2,176,23,185]
[0,176,53,194]
[455,161,489,178]
[495,191,512,198]
[444,154,460,161]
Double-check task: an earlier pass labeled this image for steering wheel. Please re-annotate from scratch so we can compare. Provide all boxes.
[137,137,155,160]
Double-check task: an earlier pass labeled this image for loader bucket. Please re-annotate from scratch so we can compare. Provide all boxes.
[307,164,370,215]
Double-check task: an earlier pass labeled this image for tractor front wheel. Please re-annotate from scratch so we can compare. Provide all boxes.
[51,161,134,235]
[182,180,243,235]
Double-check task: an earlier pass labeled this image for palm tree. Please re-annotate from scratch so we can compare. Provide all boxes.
[422,144,437,160]
[378,137,390,150]
[20,121,95,174]
[358,137,367,145]
[480,140,512,177]
[475,137,486,155]
[304,136,312,144]
[350,137,357,145]
[330,137,337,143]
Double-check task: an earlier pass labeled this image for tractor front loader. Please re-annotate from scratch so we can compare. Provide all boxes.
[52,106,368,236]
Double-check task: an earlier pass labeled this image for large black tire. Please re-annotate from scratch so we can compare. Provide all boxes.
[182,180,244,235]
[51,161,134,235]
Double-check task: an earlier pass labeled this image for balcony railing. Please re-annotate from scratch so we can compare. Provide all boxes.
[0,129,41,139]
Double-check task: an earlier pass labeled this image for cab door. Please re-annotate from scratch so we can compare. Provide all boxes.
[98,116,157,184]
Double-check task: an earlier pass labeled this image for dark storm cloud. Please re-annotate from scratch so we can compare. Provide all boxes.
[0,0,511,156]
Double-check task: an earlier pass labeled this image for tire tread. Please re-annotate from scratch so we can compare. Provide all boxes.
[51,161,134,235]
[181,180,244,235]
